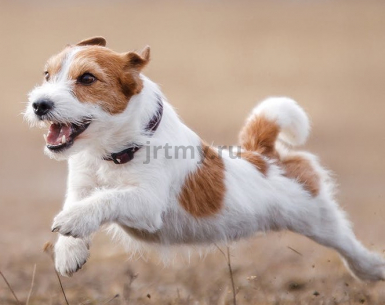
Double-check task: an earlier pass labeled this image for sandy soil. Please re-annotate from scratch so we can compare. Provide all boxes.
[1,1,385,304]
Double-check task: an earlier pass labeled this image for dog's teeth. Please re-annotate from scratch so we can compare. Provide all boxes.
[43,134,47,143]
[62,135,66,143]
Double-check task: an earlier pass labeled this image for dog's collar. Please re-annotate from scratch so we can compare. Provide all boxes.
[104,97,163,165]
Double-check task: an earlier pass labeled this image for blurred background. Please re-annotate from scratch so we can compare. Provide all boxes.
[1,0,385,304]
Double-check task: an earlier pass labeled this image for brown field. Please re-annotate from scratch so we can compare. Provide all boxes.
[1,1,385,304]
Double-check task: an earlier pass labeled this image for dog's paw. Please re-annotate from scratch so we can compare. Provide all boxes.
[345,250,385,282]
[54,236,89,277]
[52,205,100,238]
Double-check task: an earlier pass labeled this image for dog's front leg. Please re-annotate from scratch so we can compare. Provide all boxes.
[54,206,91,276]
[52,187,164,240]
[54,160,96,276]
[54,235,90,276]
[54,201,92,277]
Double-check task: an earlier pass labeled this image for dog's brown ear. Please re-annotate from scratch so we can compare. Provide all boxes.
[76,37,107,47]
[125,46,150,71]
[120,46,151,97]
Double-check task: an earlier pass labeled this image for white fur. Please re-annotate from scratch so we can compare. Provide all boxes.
[25,50,385,281]
[54,236,89,276]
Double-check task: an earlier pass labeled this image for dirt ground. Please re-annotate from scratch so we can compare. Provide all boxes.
[1,0,385,304]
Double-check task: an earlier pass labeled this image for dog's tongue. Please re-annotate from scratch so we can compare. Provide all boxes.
[47,123,71,145]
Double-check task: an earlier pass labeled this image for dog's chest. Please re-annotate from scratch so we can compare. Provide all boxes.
[93,163,140,188]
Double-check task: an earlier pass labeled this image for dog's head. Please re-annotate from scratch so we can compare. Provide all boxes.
[24,37,150,160]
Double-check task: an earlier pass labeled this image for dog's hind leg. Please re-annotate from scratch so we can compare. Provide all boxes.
[285,195,385,281]
[240,97,385,281]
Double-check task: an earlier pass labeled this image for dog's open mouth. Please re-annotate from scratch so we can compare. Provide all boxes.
[44,118,91,151]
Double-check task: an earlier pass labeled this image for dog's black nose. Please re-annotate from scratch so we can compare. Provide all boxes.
[32,99,54,116]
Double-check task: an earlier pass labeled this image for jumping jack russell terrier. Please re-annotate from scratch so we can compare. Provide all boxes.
[25,37,385,279]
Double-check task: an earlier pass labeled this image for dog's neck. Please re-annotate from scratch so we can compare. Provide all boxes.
[103,95,163,164]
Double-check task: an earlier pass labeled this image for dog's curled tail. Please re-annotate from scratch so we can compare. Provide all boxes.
[239,97,310,157]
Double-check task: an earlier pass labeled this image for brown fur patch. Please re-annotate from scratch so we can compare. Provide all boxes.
[45,47,71,81]
[178,142,225,217]
[68,46,147,114]
[238,151,268,175]
[44,44,150,114]
[239,114,319,196]
[281,155,320,197]
[239,115,280,159]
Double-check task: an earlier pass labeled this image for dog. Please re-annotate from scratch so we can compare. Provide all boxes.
[24,36,385,280]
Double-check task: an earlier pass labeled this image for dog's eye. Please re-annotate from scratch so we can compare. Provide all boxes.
[44,71,50,81]
[78,73,97,85]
